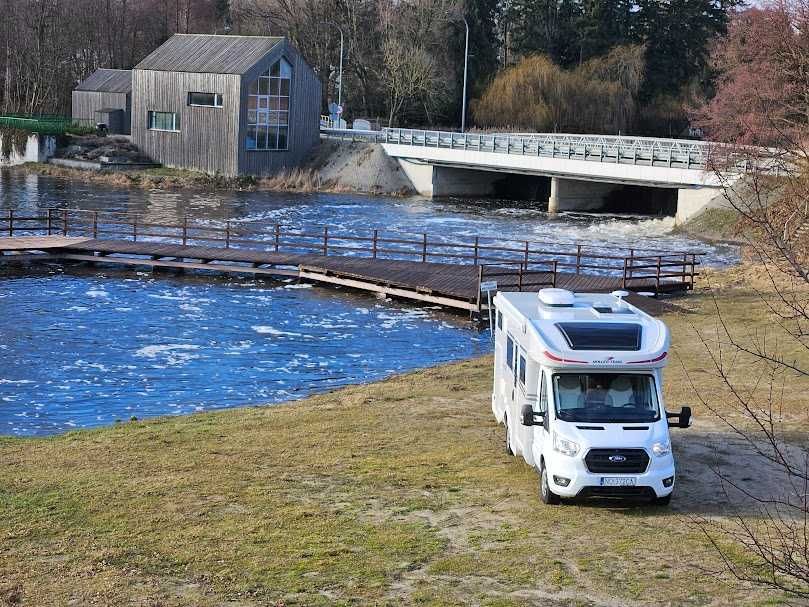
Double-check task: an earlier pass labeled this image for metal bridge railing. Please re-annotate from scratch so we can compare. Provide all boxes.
[321,127,713,170]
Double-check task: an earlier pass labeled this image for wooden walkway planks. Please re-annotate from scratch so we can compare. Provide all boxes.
[0,236,90,251]
[0,236,688,315]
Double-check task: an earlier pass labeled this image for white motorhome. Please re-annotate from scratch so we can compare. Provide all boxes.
[492,288,691,505]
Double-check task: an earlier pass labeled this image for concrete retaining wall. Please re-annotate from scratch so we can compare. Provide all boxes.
[0,133,57,166]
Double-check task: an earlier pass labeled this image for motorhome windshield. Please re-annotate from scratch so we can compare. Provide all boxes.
[553,373,660,423]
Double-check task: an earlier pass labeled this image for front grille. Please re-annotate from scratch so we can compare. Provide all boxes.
[584,448,649,474]
[577,486,656,499]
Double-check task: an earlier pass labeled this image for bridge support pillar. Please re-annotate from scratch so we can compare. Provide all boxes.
[548,177,620,214]
[675,187,724,225]
[395,159,500,197]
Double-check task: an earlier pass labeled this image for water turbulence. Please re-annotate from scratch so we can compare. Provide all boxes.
[0,173,739,435]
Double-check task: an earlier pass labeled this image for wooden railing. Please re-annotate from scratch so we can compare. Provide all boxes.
[0,208,703,293]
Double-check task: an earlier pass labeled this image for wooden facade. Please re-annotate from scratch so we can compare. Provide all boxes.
[131,35,321,177]
[72,69,132,134]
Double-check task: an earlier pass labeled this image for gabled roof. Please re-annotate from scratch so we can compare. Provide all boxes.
[135,34,285,75]
[75,69,132,94]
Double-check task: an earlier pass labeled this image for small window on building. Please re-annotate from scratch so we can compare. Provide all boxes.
[506,336,514,371]
[188,92,223,108]
[147,111,179,132]
[519,355,527,386]
[246,57,292,151]
[496,310,502,331]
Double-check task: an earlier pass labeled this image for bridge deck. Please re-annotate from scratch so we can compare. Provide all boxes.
[1,236,689,315]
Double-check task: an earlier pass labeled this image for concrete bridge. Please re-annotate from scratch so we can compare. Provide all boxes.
[323,128,730,224]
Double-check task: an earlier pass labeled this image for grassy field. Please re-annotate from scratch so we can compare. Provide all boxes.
[1,268,806,606]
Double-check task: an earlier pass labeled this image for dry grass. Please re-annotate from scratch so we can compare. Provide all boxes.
[15,163,351,195]
[0,268,806,606]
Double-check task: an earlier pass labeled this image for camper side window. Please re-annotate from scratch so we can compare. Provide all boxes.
[496,310,503,331]
[518,355,527,386]
[506,336,514,371]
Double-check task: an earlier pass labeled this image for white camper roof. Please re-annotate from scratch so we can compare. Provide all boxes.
[494,289,670,370]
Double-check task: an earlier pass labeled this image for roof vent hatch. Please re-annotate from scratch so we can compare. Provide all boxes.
[538,288,575,308]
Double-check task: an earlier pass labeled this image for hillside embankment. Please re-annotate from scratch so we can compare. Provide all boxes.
[1,265,806,606]
[11,137,415,196]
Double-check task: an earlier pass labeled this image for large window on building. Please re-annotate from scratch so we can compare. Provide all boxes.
[246,58,292,151]
[147,111,179,132]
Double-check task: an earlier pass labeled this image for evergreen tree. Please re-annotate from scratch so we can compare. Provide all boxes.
[577,0,633,61]
[510,0,582,67]
[635,0,739,101]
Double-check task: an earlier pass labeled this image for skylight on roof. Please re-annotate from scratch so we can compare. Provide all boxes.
[555,322,642,351]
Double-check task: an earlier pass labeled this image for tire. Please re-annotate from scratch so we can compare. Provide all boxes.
[504,415,514,456]
[653,494,672,506]
[539,464,561,505]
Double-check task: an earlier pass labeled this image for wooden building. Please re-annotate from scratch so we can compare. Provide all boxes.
[130,34,321,177]
[72,69,132,134]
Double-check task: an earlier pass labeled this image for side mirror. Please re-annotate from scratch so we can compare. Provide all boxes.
[521,404,544,427]
[666,406,692,428]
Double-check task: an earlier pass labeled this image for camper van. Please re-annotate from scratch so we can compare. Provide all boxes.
[492,288,691,505]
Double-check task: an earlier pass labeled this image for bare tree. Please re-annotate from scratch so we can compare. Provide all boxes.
[689,0,809,597]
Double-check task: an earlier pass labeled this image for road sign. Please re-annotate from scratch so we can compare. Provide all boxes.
[480,280,498,292]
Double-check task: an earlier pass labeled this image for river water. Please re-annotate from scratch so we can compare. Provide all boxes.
[0,171,738,436]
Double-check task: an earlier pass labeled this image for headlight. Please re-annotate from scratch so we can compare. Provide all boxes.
[553,431,580,457]
[652,441,671,457]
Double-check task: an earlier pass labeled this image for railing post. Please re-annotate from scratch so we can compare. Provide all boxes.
[323,226,329,256]
[182,216,188,246]
[656,255,662,293]
[46,208,53,235]
[62,209,68,236]
[7,209,12,237]
[523,241,529,268]
[422,233,427,263]
[372,229,378,259]
[575,244,582,275]
[518,266,524,291]
[476,264,483,315]
[274,223,280,252]
[225,221,231,249]
[622,257,628,289]
[552,260,558,288]
[92,211,98,239]
[133,215,138,242]
[473,236,479,265]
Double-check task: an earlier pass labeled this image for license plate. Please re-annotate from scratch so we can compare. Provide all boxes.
[600,477,636,487]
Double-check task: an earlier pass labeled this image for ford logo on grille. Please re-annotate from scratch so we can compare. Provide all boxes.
[609,455,627,463]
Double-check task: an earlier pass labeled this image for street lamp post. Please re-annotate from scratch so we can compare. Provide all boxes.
[461,17,469,132]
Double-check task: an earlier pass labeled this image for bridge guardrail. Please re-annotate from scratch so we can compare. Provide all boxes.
[321,127,713,170]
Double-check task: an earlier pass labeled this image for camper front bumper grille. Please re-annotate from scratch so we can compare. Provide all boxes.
[584,448,649,474]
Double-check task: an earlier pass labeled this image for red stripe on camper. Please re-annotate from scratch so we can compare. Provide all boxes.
[543,350,588,364]
[627,352,668,364]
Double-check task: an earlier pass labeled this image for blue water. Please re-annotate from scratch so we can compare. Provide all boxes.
[0,171,739,436]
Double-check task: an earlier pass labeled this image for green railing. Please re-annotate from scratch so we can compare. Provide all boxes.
[0,114,95,135]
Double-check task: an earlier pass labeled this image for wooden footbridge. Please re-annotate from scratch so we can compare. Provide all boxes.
[0,209,702,314]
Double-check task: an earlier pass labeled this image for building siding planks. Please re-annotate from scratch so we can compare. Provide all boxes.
[132,71,241,176]
[71,91,131,134]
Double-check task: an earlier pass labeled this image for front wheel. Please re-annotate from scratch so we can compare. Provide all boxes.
[539,464,561,505]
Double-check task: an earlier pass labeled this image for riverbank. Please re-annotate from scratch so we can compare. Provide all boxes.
[10,139,415,196]
[1,266,805,606]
